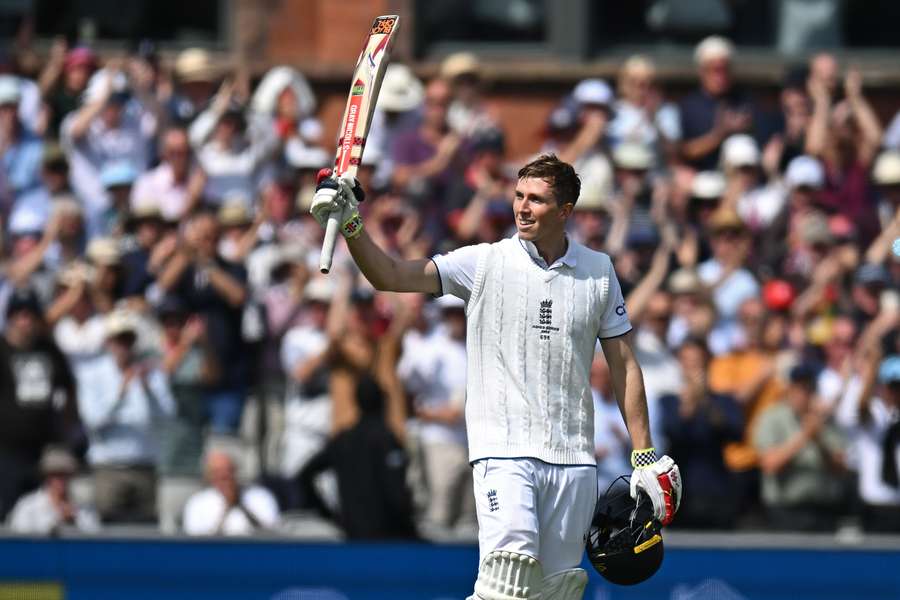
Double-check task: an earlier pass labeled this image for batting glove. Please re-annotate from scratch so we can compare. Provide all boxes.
[630,448,682,526]
[310,168,366,239]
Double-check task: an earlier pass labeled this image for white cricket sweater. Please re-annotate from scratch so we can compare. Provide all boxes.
[443,236,631,466]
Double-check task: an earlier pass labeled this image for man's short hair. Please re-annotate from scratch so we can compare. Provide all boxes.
[517,154,581,206]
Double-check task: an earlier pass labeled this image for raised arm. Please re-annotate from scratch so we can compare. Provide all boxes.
[347,229,440,294]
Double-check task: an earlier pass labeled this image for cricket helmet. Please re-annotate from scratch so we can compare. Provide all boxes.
[586,475,664,586]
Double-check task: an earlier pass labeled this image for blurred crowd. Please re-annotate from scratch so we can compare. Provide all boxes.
[0,32,899,540]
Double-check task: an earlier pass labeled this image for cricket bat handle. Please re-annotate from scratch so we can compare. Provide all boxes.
[319,209,342,273]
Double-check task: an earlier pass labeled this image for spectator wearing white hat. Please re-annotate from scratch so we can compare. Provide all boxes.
[398,294,472,531]
[557,78,614,168]
[7,446,100,535]
[367,64,425,190]
[679,36,762,171]
[48,260,107,370]
[76,308,175,523]
[719,134,785,231]
[168,48,220,124]
[0,75,44,204]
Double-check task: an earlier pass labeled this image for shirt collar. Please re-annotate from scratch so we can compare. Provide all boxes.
[515,233,578,270]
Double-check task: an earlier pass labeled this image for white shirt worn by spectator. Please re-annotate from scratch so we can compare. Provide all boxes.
[75,355,176,466]
[398,328,467,446]
[7,488,100,535]
[432,234,631,465]
[278,324,331,478]
[182,486,280,536]
[130,163,191,221]
[54,315,107,371]
[834,378,900,507]
[608,100,681,149]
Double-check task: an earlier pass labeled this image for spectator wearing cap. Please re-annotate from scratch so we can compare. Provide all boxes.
[188,77,279,206]
[391,78,462,213]
[836,355,900,531]
[806,66,882,245]
[120,203,170,298]
[666,267,709,348]
[132,126,206,222]
[754,363,848,531]
[7,446,100,535]
[557,78,614,170]
[0,288,79,520]
[570,176,612,252]
[607,142,658,256]
[47,260,106,369]
[158,299,219,477]
[719,134,784,232]
[367,64,424,189]
[678,36,764,171]
[156,210,249,435]
[697,207,760,350]
[95,160,139,237]
[75,308,175,523]
[183,449,280,536]
[683,171,727,264]
[398,294,472,531]
[609,55,680,159]
[37,40,97,135]
[0,74,44,203]
[660,337,743,529]
[61,67,159,225]
[277,276,337,486]
[445,128,513,245]
[440,52,498,138]
[85,236,123,313]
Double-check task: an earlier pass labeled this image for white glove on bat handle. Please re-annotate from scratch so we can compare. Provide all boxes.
[319,208,341,273]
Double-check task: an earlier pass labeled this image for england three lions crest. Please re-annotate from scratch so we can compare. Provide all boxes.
[533,299,560,340]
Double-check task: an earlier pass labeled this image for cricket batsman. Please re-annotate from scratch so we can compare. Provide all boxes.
[310,154,681,598]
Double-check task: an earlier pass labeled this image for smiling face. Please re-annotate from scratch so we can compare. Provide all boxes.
[513,177,572,244]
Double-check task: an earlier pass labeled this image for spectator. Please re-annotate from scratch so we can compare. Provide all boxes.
[131,126,205,221]
[445,128,514,245]
[557,79,615,171]
[754,364,848,531]
[37,41,96,135]
[75,309,175,523]
[297,376,417,540]
[609,54,680,159]
[183,449,280,536]
[158,300,219,477]
[366,64,424,190]
[84,236,123,313]
[400,295,471,531]
[7,446,100,535]
[156,211,249,435]
[440,52,498,138]
[48,261,106,369]
[0,75,43,204]
[698,207,759,352]
[169,48,220,125]
[120,204,171,298]
[278,277,336,485]
[661,338,743,528]
[678,36,762,171]
[719,134,784,232]
[188,80,278,206]
[0,288,79,519]
[249,65,323,164]
[837,354,900,532]
[61,66,159,225]
[806,68,882,245]
[775,66,812,171]
[591,353,630,493]
[96,161,138,237]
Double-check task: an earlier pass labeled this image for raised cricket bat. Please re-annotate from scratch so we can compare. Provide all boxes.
[319,14,400,273]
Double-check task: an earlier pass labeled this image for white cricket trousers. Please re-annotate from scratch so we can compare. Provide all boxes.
[471,458,597,576]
